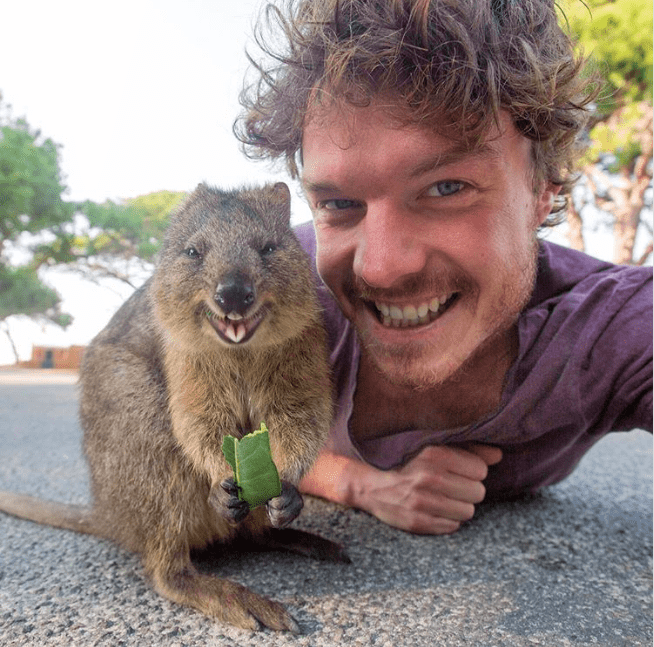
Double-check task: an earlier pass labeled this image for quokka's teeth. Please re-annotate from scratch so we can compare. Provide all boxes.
[224,323,247,343]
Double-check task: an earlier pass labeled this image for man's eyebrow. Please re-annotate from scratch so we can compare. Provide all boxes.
[301,143,501,194]
[301,179,342,194]
[407,142,500,179]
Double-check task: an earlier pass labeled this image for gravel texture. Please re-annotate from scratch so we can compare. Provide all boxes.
[0,369,651,646]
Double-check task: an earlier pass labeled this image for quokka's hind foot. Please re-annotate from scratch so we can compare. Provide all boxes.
[152,563,300,632]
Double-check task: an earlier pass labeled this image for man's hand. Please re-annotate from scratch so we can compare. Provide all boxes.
[299,444,502,535]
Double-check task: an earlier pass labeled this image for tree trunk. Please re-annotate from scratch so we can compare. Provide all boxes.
[611,171,641,265]
[612,104,653,265]
[566,198,585,252]
[636,242,653,266]
[0,321,20,365]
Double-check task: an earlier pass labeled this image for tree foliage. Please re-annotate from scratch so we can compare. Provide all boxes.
[0,114,74,251]
[563,0,652,110]
[33,189,186,287]
[0,265,70,324]
[561,0,653,264]
[0,100,73,329]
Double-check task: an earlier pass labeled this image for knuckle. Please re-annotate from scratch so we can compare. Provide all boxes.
[472,483,487,504]
[416,445,444,463]
[404,514,445,535]
[421,444,442,457]
[443,520,462,534]
[403,490,424,513]
[404,518,423,533]
[460,503,476,521]
[423,470,446,491]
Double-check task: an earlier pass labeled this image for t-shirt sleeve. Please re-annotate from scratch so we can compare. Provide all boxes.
[579,267,652,434]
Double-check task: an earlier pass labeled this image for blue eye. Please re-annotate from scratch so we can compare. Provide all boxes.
[319,199,362,210]
[426,181,465,197]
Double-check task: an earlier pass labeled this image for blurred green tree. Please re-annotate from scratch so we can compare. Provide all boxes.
[562,0,653,264]
[0,94,185,362]
[35,189,185,288]
[0,96,74,360]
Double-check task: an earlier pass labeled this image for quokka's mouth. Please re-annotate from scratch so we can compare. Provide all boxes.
[203,304,269,345]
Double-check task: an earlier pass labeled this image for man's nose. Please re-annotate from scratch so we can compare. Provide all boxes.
[352,201,427,289]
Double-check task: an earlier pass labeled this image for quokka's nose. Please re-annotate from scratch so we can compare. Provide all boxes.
[214,276,256,317]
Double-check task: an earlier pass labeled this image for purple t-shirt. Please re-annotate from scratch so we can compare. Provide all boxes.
[295,222,653,498]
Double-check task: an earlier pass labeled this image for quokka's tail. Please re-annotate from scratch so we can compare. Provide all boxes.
[0,491,98,535]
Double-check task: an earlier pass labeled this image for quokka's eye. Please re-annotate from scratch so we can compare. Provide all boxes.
[184,246,201,259]
[260,242,277,256]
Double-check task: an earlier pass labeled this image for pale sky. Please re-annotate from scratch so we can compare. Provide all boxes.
[0,0,647,364]
[1,0,307,209]
[0,0,315,364]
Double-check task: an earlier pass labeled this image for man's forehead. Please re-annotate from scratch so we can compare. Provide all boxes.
[300,102,515,181]
[303,93,516,141]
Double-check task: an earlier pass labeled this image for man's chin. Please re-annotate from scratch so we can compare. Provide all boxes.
[356,326,462,390]
[355,302,518,392]
[368,348,467,393]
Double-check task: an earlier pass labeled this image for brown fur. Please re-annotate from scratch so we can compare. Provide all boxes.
[0,183,343,632]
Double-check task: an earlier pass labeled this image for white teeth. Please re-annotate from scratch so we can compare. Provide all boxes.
[376,302,390,317]
[205,303,267,344]
[224,323,247,343]
[225,325,238,343]
[402,305,418,320]
[374,294,455,328]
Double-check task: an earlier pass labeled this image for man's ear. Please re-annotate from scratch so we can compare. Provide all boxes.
[535,183,562,227]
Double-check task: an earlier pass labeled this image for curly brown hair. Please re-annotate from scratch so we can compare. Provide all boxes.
[235,0,598,224]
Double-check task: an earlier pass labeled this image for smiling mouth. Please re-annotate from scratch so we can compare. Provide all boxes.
[203,304,268,344]
[366,293,459,328]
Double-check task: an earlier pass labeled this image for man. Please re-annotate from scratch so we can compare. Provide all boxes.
[236,0,653,534]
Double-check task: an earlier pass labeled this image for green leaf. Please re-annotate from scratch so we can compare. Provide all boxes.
[222,435,237,474]
[221,422,282,509]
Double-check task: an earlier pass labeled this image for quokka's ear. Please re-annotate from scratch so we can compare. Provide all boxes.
[268,182,291,224]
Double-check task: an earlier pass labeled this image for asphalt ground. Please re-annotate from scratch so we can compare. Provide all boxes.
[0,368,651,646]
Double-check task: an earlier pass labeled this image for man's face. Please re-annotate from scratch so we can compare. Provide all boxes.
[301,104,557,389]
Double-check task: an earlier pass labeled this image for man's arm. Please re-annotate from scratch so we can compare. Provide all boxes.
[299,444,502,535]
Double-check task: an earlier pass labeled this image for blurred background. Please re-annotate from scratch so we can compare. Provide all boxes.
[0,0,652,367]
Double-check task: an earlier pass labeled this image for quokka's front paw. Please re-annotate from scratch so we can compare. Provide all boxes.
[266,481,303,528]
[209,478,249,524]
